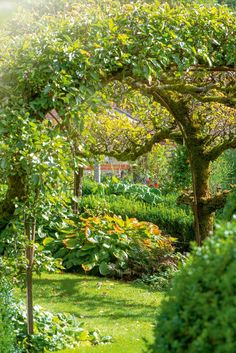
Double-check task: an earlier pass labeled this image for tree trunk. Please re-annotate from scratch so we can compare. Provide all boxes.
[0,172,27,220]
[25,217,36,335]
[189,156,213,245]
[73,167,84,214]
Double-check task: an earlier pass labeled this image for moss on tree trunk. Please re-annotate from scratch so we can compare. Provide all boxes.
[189,154,214,245]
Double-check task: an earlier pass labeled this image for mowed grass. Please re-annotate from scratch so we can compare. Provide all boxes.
[25,273,163,353]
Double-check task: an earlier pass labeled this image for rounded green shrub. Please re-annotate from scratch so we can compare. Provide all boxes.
[149,218,236,353]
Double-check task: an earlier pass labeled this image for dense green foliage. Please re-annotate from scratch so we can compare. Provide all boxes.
[219,190,236,221]
[80,194,194,249]
[167,146,192,191]
[0,1,234,352]
[83,179,162,204]
[0,220,64,286]
[13,303,108,352]
[149,218,236,353]
[134,266,182,292]
[210,149,236,192]
[218,0,236,7]
[45,215,177,279]
[0,277,16,353]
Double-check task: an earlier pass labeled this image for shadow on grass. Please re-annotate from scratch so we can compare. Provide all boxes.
[33,275,160,321]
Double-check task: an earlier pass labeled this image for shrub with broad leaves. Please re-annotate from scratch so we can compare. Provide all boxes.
[82,179,162,206]
[45,215,178,279]
[13,303,110,353]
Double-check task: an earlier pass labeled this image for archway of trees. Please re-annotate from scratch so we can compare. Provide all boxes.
[0,0,235,243]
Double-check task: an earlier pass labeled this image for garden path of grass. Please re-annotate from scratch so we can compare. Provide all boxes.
[30,273,163,353]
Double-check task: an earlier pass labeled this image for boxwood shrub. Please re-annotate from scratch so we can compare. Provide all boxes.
[148,217,236,353]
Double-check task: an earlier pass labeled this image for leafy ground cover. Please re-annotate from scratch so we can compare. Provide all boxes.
[19,273,163,353]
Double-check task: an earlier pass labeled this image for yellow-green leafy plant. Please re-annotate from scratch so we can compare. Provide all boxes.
[45,215,177,279]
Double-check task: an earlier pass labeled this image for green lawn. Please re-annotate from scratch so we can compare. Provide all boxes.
[26,273,163,353]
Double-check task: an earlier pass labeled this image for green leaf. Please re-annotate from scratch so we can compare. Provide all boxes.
[63,238,78,249]
[113,249,128,261]
[99,262,111,276]
[82,262,96,271]
[42,237,54,246]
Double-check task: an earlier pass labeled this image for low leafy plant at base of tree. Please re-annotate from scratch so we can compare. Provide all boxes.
[13,303,111,353]
[148,217,236,353]
[45,215,178,279]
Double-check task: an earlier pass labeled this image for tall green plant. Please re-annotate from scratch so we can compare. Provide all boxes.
[0,112,70,335]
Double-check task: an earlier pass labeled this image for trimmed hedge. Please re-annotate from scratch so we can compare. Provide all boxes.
[80,194,194,250]
[148,218,236,353]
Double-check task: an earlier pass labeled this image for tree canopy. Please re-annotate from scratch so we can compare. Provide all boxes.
[0,0,236,243]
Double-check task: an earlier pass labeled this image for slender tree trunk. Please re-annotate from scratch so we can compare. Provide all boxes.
[73,167,84,214]
[189,156,213,245]
[25,217,36,335]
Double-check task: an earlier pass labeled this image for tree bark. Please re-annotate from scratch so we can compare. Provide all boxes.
[189,155,213,245]
[25,217,36,335]
[73,167,84,214]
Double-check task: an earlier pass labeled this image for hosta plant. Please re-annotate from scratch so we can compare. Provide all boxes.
[13,303,111,353]
[45,215,177,279]
[82,179,162,205]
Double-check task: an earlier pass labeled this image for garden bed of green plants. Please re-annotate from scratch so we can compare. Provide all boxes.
[20,273,163,353]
